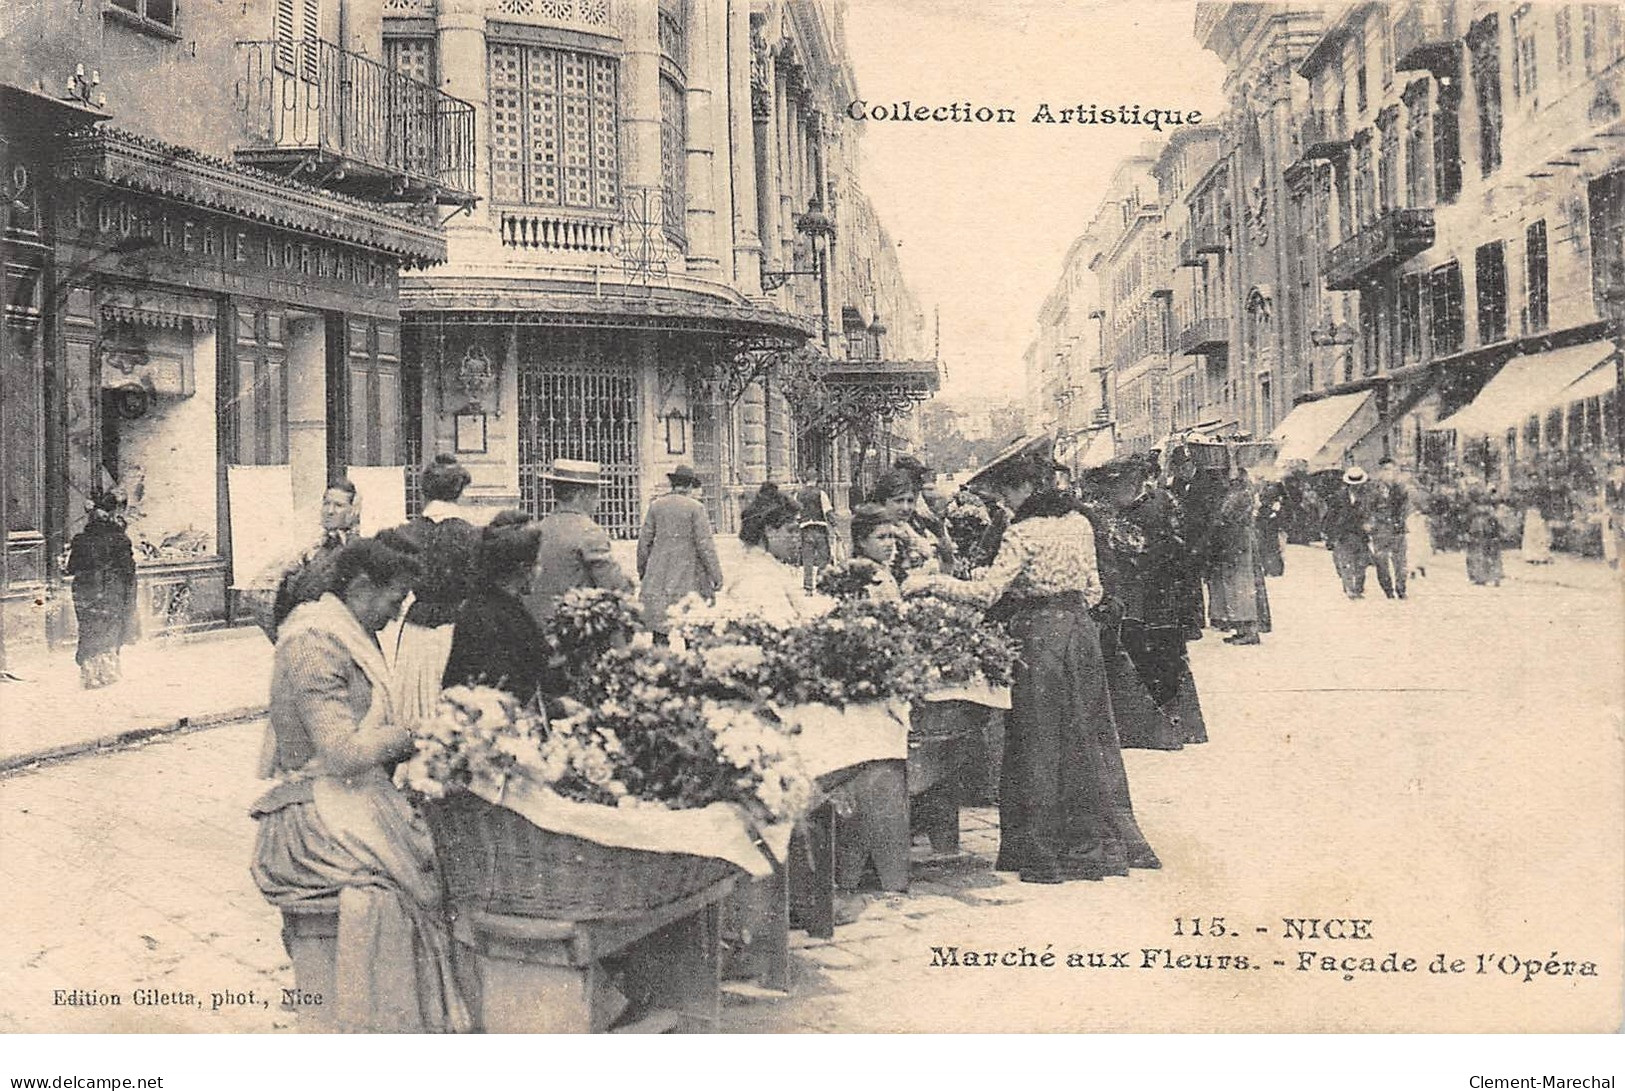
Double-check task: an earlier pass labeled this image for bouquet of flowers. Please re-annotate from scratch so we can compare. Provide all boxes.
[945,490,992,558]
[899,597,1019,689]
[769,598,929,707]
[815,558,892,600]
[542,587,644,677]
[398,684,549,800]
[542,695,813,823]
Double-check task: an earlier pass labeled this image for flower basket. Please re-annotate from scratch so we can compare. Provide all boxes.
[425,791,745,922]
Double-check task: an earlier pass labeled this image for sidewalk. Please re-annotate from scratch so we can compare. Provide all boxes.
[1498,549,1623,594]
[0,625,272,772]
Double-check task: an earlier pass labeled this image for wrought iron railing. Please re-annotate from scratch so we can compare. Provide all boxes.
[1297,109,1350,162]
[1175,315,1230,356]
[1325,208,1436,290]
[236,38,476,197]
[1394,0,1458,73]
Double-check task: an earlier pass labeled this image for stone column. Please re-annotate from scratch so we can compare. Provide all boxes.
[683,0,721,275]
[753,50,780,281]
[623,0,664,194]
[437,0,489,260]
[740,383,768,486]
[731,2,764,293]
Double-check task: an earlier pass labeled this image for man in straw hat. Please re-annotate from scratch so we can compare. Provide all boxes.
[523,459,632,624]
[637,464,724,636]
[1325,465,1375,599]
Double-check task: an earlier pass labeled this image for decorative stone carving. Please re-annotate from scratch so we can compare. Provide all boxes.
[457,342,499,407]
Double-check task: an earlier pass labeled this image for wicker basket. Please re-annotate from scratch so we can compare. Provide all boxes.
[425,792,742,921]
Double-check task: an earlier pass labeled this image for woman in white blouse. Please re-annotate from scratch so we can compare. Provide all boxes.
[908,446,1158,885]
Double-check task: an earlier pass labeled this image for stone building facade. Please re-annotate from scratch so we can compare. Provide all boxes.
[0,0,465,649]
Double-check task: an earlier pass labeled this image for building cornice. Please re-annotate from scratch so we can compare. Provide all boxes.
[55,127,447,264]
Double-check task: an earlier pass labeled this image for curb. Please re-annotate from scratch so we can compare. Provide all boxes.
[0,703,268,778]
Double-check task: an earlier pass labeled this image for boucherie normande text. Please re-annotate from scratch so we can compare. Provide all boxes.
[846,100,1202,132]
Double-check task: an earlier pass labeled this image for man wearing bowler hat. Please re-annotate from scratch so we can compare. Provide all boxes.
[524,458,633,624]
[637,464,724,636]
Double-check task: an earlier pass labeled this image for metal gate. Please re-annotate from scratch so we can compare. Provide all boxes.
[518,334,643,539]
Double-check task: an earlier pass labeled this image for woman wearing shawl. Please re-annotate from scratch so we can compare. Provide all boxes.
[907,440,1159,885]
[443,510,551,704]
[250,537,471,1033]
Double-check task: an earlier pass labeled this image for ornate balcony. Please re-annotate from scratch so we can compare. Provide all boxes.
[1393,1,1460,79]
[1297,110,1350,164]
[1325,208,1436,291]
[235,39,477,205]
[1175,315,1229,357]
[1178,220,1225,266]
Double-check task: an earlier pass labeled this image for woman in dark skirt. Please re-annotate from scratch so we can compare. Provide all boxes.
[66,491,138,689]
[907,439,1158,885]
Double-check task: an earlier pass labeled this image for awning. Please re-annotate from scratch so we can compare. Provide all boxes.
[1270,390,1374,469]
[1077,428,1117,469]
[1564,356,1619,403]
[1434,340,1617,435]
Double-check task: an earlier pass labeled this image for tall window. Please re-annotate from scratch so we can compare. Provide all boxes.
[488,44,619,211]
[1403,82,1432,206]
[1354,30,1369,113]
[386,36,437,86]
[1428,261,1465,356]
[1352,133,1375,228]
[1468,15,1503,178]
[659,75,687,245]
[1525,219,1549,333]
[1589,170,1625,318]
[1433,84,1463,202]
[1511,5,1538,105]
[1400,272,1425,362]
[1377,108,1400,214]
[274,0,320,79]
[1556,7,1574,74]
[1475,241,1507,344]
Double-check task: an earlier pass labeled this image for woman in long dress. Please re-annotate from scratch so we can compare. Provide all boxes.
[66,491,138,689]
[1206,472,1264,645]
[389,455,481,727]
[1465,489,1505,586]
[250,537,471,1033]
[908,453,1159,885]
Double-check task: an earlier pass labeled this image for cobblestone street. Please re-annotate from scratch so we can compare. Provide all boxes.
[1,546,1619,1034]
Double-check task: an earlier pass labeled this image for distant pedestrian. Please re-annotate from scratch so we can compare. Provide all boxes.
[1370,458,1410,600]
[795,483,834,593]
[1325,467,1375,599]
[1206,470,1264,645]
[389,454,481,728]
[1465,487,1505,587]
[637,465,724,634]
[1254,470,1287,578]
[66,490,138,689]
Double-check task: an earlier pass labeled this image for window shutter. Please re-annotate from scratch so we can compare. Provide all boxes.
[273,0,296,72]
[299,0,320,82]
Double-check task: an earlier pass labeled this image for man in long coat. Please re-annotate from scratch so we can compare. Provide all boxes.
[523,459,633,624]
[636,465,723,634]
[1326,467,1376,599]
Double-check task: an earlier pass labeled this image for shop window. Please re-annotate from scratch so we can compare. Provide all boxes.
[341,319,404,468]
[1475,241,1507,344]
[1523,414,1541,451]
[2,265,45,588]
[488,43,619,212]
[1428,261,1465,356]
[1468,15,1503,178]
[1525,220,1549,333]
[659,74,687,246]
[100,324,218,565]
[229,306,289,466]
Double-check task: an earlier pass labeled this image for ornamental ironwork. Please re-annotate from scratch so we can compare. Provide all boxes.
[612,185,678,293]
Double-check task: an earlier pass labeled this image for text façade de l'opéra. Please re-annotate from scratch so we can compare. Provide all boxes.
[845,100,1203,132]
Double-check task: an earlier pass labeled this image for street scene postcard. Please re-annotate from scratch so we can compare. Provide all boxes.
[0,0,1622,1048]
